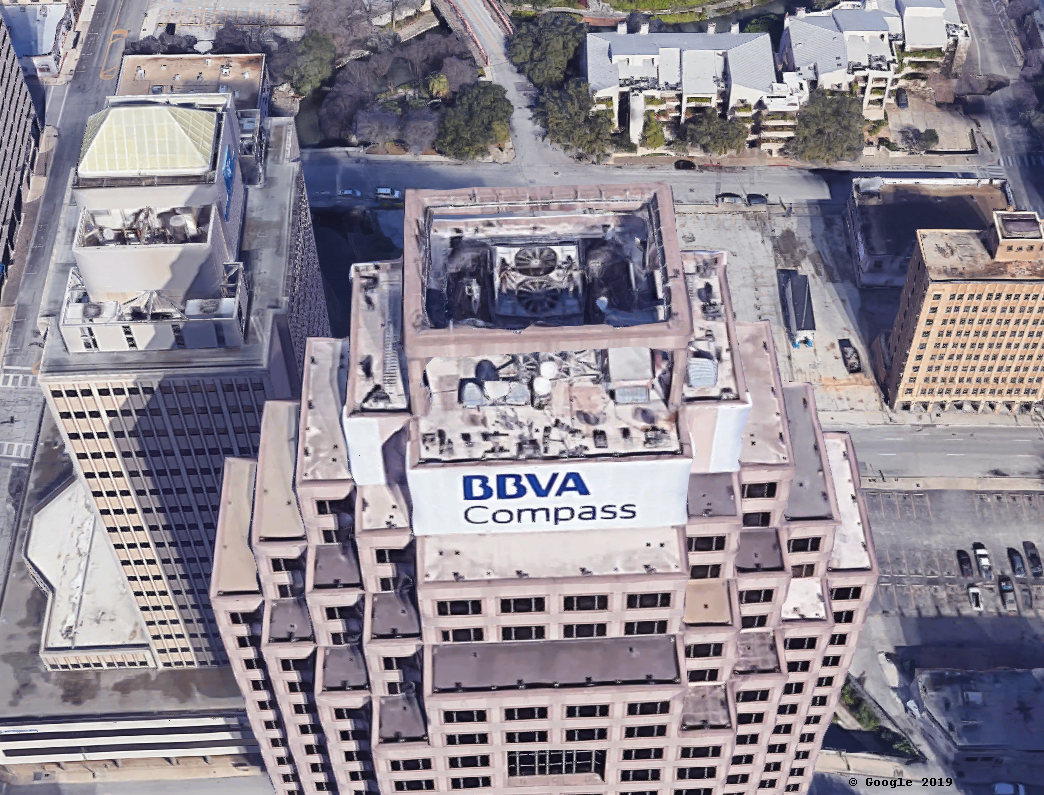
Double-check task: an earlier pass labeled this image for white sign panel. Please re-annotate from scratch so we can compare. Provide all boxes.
[408,458,693,536]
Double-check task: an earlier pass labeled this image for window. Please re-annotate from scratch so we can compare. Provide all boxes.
[507,749,606,778]
[811,696,828,707]
[829,633,848,646]
[690,564,721,579]
[563,594,608,611]
[563,623,606,638]
[740,589,773,604]
[742,615,767,629]
[688,535,726,552]
[686,643,723,658]
[675,789,713,795]
[726,774,750,785]
[799,733,817,743]
[742,483,778,499]
[786,785,801,793]
[737,713,764,725]
[326,606,355,620]
[444,710,487,723]
[627,593,671,609]
[448,755,490,769]
[505,707,548,721]
[787,538,821,553]
[390,760,433,771]
[822,656,841,667]
[758,779,777,789]
[833,610,855,623]
[393,781,434,791]
[567,704,609,718]
[830,587,862,601]
[777,704,798,715]
[783,682,804,695]
[625,725,667,738]
[784,637,816,651]
[681,746,721,758]
[805,715,823,725]
[566,727,608,741]
[731,755,754,766]
[441,628,484,643]
[742,512,771,528]
[765,761,783,772]
[767,744,787,754]
[688,669,718,682]
[623,748,664,760]
[735,734,759,745]
[438,600,482,616]
[502,625,546,641]
[773,724,793,735]
[678,767,716,780]
[627,701,670,716]
[795,750,811,760]
[625,620,668,635]
[816,676,834,688]
[792,564,816,578]
[501,597,545,613]
[446,734,489,745]
[621,769,661,782]
[506,731,548,743]
[450,777,491,789]
[787,661,810,673]
[737,690,769,703]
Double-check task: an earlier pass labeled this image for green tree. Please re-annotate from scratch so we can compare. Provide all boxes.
[427,73,450,99]
[508,13,586,89]
[283,31,336,96]
[786,89,865,163]
[435,82,514,160]
[686,111,748,154]
[640,110,665,149]
[918,128,939,151]
[536,80,613,162]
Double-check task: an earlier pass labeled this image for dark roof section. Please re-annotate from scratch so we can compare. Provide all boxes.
[321,644,368,691]
[431,636,680,692]
[371,590,421,638]
[378,690,427,743]
[313,543,361,589]
[778,269,816,339]
[687,472,737,517]
[782,385,833,521]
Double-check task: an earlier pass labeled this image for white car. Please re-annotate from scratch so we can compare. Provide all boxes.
[337,188,361,197]
[967,584,983,612]
[375,187,402,200]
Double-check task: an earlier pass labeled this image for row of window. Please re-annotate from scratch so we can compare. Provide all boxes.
[439,621,670,643]
[436,593,673,617]
[440,702,672,725]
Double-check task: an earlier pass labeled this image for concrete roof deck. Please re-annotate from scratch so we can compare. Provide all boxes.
[824,434,873,571]
[420,526,684,583]
[116,53,266,109]
[321,644,368,691]
[252,401,306,542]
[687,472,737,518]
[735,529,784,573]
[299,337,352,484]
[379,691,427,742]
[736,322,790,467]
[347,261,407,414]
[266,597,313,643]
[681,684,731,729]
[782,384,833,522]
[211,458,261,597]
[0,3,69,59]
[734,631,779,673]
[919,229,1044,280]
[681,252,740,402]
[683,581,732,625]
[780,577,827,620]
[357,483,410,531]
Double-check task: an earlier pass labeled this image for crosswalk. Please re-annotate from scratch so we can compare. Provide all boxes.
[1000,154,1044,167]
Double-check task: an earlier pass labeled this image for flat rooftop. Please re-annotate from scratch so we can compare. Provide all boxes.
[782,385,833,521]
[918,228,1044,281]
[734,631,779,674]
[299,338,353,483]
[680,252,739,402]
[420,525,684,583]
[918,668,1044,752]
[780,577,827,621]
[252,401,306,542]
[347,261,407,413]
[683,581,732,625]
[117,53,266,109]
[737,322,789,467]
[824,434,873,571]
[852,178,1010,260]
[212,458,261,597]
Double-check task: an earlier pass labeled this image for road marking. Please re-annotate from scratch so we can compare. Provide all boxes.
[879,453,897,456]
[946,453,965,456]
[99,29,127,79]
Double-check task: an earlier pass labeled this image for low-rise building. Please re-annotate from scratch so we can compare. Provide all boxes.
[874,211,1044,412]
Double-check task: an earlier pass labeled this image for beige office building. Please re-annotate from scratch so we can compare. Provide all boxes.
[35,88,329,670]
[877,211,1044,412]
[212,184,877,795]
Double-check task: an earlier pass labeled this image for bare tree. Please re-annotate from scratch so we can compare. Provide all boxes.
[369,49,396,77]
[340,59,373,89]
[441,56,477,93]
[401,39,430,79]
[354,107,401,147]
[305,0,375,57]
[211,22,257,54]
[401,107,439,152]
[319,83,372,140]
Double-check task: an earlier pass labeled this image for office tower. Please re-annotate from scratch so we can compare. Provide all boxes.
[0,14,39,283]
[877,210,1044,412]
[37,89,330,669]
[213,184,877,795]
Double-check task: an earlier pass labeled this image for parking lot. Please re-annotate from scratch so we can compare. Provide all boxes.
[864,489,1044,618]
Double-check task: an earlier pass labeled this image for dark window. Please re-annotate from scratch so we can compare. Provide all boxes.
[834,610,855,623]
[742,483,778,499]
[690,564,722,579]
[444,710,487,723]
[393,781,434,791]
[506,749,606,778]
[792,564,816,578]
[680,746,721,758]
[822,656,841,668]
[623,748,664,760]
[768,744,787,754]
[778,704,798,715]
[736,690,769,703]
[829,633,848,646]
[783,682,805,695]
[448,755,490,769]
[688,669,718,683]
[501,625,546,641]
[563,594,608,611]
[505,731,548,743]
[446,734,488,745]
[740,589,773,604]
[799,732,817,743]
[437,600,482,616]
[450,777,491,789]
[816,676,835,688]
[627,701,671,716]
[773,724,793,735]
[830,587,862,601]
[566,704,609,718]
[620,769,660,782]
[787,661,811,673]
[811,696,828,707]
[688,536,726,552]
[678,767,716,780]
[565,727,608,741]
[742,615,768,628]
[758,779,778,789]
[726,774,750,785]
[795,751,811,760]
[625,725,667,738]
[731,755,754,766]
[784,637,816,650]
[736,734,758,745]
[563,623,606,638]
[501,597,545,614]
[805,715,823,725]
[390,760,433,772]
[737,713,764,725]
[625,620,668,635]
[441,628,484,643]
[626,592,671,609]
[742,512,771,528]
[787,537,821,553]
[505,707,548,721]
[686,643,723,658]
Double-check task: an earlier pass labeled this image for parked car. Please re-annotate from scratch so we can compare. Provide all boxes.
[1008,547,1027,578]
[896,88,909,109]
[1024,541,1043,578]
[999,575,1018,613]
[956,549,974,578]
[967,584,983,612]
[674,159,696,170]
[375,187,402,200]
[746,193,768,205]
[716,192,744,206]
[1022,584,1033,610]
[973,542,993,581]
[337,188,361,197]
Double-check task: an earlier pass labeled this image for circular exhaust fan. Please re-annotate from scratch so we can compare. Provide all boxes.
[514,247,558,276]
[516,277,561,314]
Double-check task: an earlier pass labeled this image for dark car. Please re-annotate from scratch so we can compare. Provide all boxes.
[956,549,973,578]
[896,88,909,109]
[675,159,696,170]
[1008,547,1028,578]
[1024,541,1043,578]
[747,193,768,205]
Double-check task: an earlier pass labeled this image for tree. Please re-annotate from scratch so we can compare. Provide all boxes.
[402,107,439,152]
[427,73,450,99]
[355,108,402,147]
[918,128,939,151]
[304,0,375,58]
[536,79,612,161]
[320,83,372,139]
[210,22,257,54]
[441,56,478,93]
[786,89,864,163]
[124,31,198,55]
[282,31,336,95]
[902,126,939,151]
[508,13,586,89]
[685,111,748,154]
[640,110,665,149]
[435,82,514,159]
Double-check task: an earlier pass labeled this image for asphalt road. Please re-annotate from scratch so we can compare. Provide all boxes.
[844,425,1044,478]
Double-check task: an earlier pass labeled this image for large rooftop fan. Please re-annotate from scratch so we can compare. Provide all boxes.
[513,247,558,276]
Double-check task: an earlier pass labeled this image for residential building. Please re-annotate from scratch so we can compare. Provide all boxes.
[874,211,1044,412]
[0,14,39,284]
[35,89,330,670]
[845,177,1012,288]
[586,24,776,146]
[912,668,1044,788]
[212,183,878,795]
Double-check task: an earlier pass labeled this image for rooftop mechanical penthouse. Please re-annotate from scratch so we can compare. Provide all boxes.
[213,184,879,795]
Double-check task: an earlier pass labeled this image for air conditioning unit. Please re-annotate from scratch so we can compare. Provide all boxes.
[492,245,583,327]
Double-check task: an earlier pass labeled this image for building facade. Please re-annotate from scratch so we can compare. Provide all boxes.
[0,14,39,284]
[212,184,878,795]
[876,211,1044,412]
[36,87,329,670]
